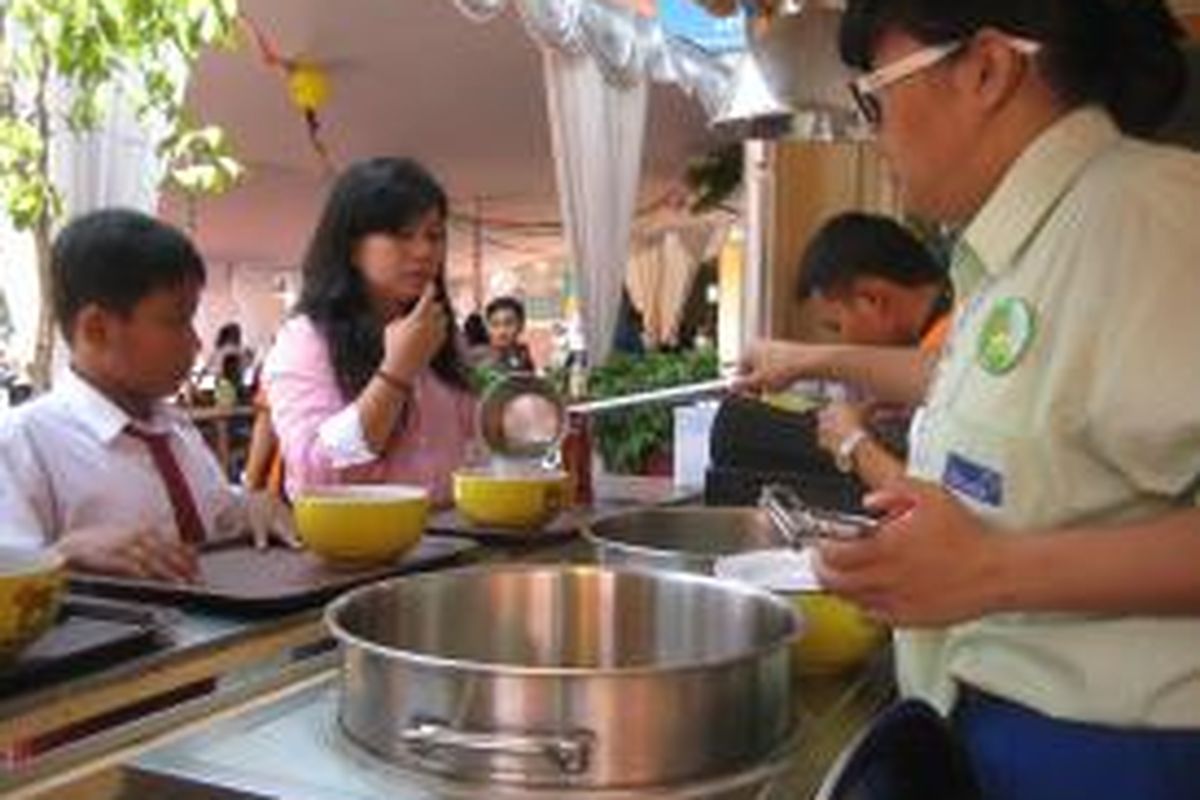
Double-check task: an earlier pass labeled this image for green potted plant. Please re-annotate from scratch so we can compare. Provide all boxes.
[587,349,719,475]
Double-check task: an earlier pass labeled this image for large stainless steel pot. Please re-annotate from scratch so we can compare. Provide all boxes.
[586,507,781,574]
[326,563,799,789]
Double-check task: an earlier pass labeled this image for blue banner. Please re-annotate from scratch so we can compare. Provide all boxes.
[657,0,746,53]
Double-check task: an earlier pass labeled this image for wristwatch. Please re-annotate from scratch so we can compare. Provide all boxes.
[834,428,869,474]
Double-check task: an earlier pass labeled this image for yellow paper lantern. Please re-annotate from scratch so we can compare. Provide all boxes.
[287,63,331,112]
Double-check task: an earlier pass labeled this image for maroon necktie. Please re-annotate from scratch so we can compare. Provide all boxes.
[126,426,207,544]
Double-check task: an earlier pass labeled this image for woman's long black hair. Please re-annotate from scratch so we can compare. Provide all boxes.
[295,157,471,399]
[839,0,1187,137]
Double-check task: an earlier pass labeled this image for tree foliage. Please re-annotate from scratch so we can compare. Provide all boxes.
[0,0,242,228]
[0,0,242,384]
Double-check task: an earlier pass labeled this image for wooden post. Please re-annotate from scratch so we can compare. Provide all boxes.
[763,140,895,343]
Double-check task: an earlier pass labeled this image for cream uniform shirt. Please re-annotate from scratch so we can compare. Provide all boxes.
[903,108,1200,728]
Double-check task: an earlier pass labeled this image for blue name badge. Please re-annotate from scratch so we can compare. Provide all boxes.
[943,452,1004,508]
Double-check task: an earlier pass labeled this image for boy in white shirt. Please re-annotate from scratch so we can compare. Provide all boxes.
[0,209,292,582]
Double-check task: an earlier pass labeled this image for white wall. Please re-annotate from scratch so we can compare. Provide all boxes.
[195,261,297,363]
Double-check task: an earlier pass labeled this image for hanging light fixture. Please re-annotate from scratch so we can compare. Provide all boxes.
[711,0,867,140]
[711,50,793,138]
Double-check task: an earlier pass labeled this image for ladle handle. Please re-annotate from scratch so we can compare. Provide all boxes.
[567,378,735,416]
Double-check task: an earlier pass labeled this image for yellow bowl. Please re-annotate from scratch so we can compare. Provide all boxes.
[0,547,66,661]
[785,590,887,675]
[293,485,429,565]
[710,546,886,676]
[453,468,569,529]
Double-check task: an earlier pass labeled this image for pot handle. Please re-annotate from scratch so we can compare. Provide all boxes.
[400,719,593,775]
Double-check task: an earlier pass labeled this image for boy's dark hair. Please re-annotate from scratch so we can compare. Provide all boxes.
[52,209,206,339]
[840,0,1186,137]
[797,212,945,300]
[485,296,526,326]
[296,157,470,398]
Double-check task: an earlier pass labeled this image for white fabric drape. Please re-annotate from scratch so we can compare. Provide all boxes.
[498,0,731,113]
[0,225,39,378]
[625,240,665,344]
[626,221,729,347]
[51,85,170,217]
[544,49,647,365]
[451,0,732,364]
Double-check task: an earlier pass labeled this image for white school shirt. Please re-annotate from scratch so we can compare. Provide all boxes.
[0,368,243,548]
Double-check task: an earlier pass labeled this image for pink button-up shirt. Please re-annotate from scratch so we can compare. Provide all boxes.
[264,315,477,505]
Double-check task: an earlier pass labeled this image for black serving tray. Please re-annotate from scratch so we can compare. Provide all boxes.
[0,595,174,697]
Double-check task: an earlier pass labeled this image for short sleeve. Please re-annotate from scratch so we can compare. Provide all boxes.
[1082,179,1200,499]
[0,417,56,548]
[263,316,374,492]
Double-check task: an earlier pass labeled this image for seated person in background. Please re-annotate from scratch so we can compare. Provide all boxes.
[483,296,535,372]
[264,158,477,505]
[796,212,950,488]
[0,210,293,581]
[205,321,253,397]
[461,310,491,367]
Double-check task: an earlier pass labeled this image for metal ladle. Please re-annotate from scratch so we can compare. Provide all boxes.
[477,374,567,462]
[479,373,736,464]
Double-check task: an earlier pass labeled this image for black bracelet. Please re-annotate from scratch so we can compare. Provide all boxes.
[375,369,413,396]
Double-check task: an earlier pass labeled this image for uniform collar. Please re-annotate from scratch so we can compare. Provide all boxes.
[959,106,1121,279]
[58,367,186,444]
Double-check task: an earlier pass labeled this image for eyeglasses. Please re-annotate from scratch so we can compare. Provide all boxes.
[849,37,1042,128]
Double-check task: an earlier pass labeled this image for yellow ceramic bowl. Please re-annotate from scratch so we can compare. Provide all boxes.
[785,590,887,675]
[0,547,66,661]
[453,468,569,529]
[293,485,429,565]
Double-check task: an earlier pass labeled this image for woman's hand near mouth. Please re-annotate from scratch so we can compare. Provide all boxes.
[382,281,447,384]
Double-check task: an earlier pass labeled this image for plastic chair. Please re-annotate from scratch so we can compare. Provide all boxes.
[815,699,981,800]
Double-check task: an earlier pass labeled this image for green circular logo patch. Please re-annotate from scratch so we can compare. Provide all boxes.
[977,297,1036,375]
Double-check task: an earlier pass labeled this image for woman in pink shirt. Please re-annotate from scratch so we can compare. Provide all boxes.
[265,158,476,505]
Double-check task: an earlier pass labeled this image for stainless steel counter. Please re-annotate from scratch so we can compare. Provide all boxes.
[0,605,331,799]
[0,606,326,746]
[125,652,893,800]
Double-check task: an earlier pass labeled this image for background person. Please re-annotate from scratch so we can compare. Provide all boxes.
[204,322,253,396]
[482,295,535,373]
